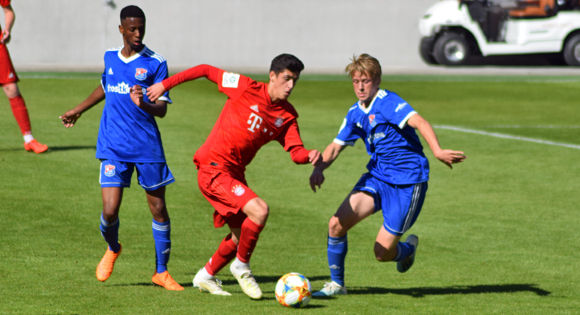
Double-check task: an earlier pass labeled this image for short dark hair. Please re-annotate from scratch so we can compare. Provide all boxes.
[120,5,145,22]
[269,54,304,75]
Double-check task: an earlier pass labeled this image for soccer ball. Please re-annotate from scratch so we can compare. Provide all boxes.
[275,272,312,308]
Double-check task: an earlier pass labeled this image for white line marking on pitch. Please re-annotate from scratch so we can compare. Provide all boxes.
[434,125,580,150]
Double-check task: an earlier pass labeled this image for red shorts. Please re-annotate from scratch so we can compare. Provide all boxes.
[197,165,257,229]
[0,44,18,85]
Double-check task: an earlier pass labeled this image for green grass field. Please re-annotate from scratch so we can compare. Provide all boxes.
[1,73,579,314]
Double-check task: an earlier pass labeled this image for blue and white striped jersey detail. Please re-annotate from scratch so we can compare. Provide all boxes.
[96,45,171,163]
[334,89,429,185]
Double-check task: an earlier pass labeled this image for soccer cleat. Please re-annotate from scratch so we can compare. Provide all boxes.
[397,234,419,273]
[230,263,262,299]
[24,139,48,154]
[312,281,347,297]
[152,271,184,291]
[193,268,231,296]
[96,243,122,282]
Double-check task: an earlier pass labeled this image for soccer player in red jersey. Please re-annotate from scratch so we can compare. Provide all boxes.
[147,54,321,299]
[0,0,47,153]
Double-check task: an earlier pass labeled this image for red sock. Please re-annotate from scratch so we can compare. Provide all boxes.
[9,95,31,135]
[236,218,265,263]
[205,234,238,276]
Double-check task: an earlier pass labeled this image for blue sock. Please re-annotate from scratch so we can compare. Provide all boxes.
[393,241,415,262]
[152,219,171,274]
[99,214,120,253]
[327,235,348,287]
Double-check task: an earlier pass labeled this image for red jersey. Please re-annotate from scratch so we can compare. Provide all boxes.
[163,65,305,174]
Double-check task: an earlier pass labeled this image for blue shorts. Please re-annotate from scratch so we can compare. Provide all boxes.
[99,159,175,191]
[353,173,428,236]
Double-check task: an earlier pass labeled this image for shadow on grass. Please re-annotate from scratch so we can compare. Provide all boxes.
[346,284,550,298]
[0,145,95,153]
[43,145,96,152]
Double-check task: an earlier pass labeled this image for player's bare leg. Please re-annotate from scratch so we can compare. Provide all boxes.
[374,226,402,261]
[97,187,123,281]
[146,187,183,291]
[314,191,375,297]
[375,225,419,273]
[229,197,268,299]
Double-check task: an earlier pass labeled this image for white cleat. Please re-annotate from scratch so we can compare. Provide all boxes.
[312,281,347,297]
[193,268,231,296]
[230,263,262,299]
[397,234,419,273]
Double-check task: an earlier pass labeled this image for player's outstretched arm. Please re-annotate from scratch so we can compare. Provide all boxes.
[1,5,14,44]
[130,85,167,117]
[407,114,466,168]
[309,142,346,192]
[59,85,105,128]
[146,65,222,102]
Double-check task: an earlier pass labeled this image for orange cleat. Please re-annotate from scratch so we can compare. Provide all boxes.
[152,271,184,291]
[24,139,48,154]
[96,243,122,282]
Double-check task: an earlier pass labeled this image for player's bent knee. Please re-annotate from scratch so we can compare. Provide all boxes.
[328,216,346,236]
[243,198,269,225]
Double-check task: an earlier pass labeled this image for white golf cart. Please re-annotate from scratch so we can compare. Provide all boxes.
[419,0,580,66]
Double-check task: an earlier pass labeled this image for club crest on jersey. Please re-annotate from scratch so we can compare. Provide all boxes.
[104,165,116,177]
[232,185,245,196]
[369,114,377,127]
[274,116,284,128]
[135,68,148,81]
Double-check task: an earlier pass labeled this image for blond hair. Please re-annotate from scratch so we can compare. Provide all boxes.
[345,54,382,81]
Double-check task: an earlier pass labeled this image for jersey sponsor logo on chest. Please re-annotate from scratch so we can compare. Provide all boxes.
[247,113,281,136]
[135,68,148,81]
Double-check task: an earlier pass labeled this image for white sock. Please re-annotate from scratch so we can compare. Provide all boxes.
[23,134,34,143]
[232,257,250,270]
[199,266,213,280]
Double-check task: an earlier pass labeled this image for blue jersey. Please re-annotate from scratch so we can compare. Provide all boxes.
[96,46,171,163]
[335,89,429,185]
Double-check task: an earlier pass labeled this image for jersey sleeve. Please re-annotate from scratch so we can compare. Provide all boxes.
[384,94,417,129]
[153,60,172,103]
[216,71,253,101]
[162,64,223,90]
[334,113,360,146]
[0,0,11,8]
[275,119,304,151]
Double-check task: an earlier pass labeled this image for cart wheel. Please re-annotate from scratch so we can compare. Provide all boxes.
[433,33,470,66]
[563,34,580,66]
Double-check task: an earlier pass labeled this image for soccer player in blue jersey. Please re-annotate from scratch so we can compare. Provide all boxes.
[59,5,183,291]
[309,54,466,296]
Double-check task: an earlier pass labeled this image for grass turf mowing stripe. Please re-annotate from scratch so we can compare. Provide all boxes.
[435,125,580,150]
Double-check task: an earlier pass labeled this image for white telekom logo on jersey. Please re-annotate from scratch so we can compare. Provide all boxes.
[247,113,263,133]
[107,82,131,94]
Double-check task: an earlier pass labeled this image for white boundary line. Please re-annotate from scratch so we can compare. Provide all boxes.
[434,125,580,150]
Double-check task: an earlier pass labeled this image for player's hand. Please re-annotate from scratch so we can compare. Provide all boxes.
[434,150,466,169]
[309,169,325,193]
[59,110,82,128]
[146,82,166,102]
[130,85,144,107]
[1,30,11,44]
[308,150,321,166]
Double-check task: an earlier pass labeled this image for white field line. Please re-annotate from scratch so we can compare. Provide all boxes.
[434,125,580,150]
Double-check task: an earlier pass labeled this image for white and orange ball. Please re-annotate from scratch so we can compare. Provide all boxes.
[275,273,312,308]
